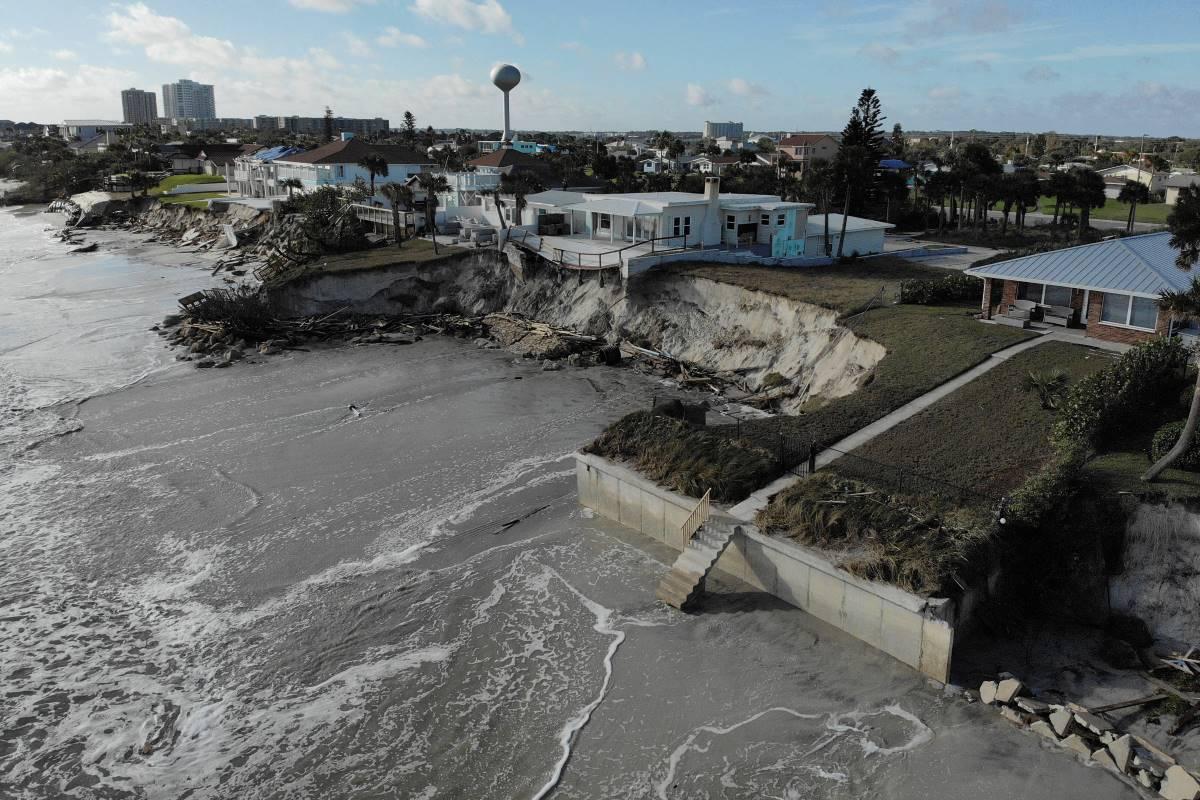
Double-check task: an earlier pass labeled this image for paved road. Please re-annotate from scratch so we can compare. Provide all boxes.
[985,209,1162,232]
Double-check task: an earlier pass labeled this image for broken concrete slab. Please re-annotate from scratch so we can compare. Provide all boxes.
[1016,697,1051,715]
[979,680,998,705]
[1000,707,1030,727]
[1161,766,1200,800]
[1074,710,1114,736]
[1050,707,1075,737]
[1141,771,1158,789]
[1031,720,1058,740]
[1060,734,1095,759]
[1092,748,1120,773]
[996,678,1025,704]
[1108,734,1133,773]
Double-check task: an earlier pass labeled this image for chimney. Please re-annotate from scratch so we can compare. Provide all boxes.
[704,175,720,202]
[700,176,722,246]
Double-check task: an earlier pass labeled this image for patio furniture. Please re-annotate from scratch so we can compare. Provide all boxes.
[1006,299,1037,321]
[1042,304,1075,327]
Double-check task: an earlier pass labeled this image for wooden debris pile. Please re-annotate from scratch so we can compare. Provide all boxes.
[618,341,800,409]
[483,313,601,360]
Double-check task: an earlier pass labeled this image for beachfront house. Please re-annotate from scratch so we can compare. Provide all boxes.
[964,232,1189,345]
[517,176,812,257]
[231,145,304,198]
[272,136,431,200]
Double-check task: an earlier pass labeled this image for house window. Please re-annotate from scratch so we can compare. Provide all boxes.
[598,213,611,230]
[1101,292,1159,330]
[1042,284,1072,307]
[335,165,344,178]
[760,214,770,226]
[726,215,736,231]
[777,213,786,226]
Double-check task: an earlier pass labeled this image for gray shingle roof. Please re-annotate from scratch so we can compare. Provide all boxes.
[964,232,1189,298]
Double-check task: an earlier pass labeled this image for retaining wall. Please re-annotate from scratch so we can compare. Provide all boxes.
[576,452,956,682]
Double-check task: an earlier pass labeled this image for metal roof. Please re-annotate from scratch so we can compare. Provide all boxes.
[805,214,895,233]
[561,197,663,216]
[964,232,1190,298]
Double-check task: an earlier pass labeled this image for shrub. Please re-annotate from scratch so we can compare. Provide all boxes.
[584,411,778,503]
[1150,421,1200,471]
[755,473,992,596]
[1023,368,1069,410]
[898,273,979,305]
[1051,337,1188,451]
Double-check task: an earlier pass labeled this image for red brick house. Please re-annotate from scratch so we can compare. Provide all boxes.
[964,232,1189,346]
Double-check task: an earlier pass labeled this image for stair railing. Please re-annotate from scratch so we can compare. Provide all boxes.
[680,488,711,543]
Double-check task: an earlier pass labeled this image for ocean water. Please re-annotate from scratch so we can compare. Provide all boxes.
[0,207,1137,799]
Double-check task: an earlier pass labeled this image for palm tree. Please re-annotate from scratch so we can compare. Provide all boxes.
[356,153,388,196]
[280,177,303,200]
[480,186,508,230]
[834,144,874,259]
[1143,185,1200,481]
[128,170,153,198]
[1072,169,1107,238]
[1118,180,1151,233]
[414,172,449,254]
[499,171,545,227]
[380,182,414,248]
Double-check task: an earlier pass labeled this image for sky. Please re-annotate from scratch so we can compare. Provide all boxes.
[0,0,1197,136]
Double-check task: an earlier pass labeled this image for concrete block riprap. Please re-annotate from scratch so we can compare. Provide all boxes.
[1030,720,1058,740]
[999,706,1030,727]
[1073,710,1114,736]
[1016,697,1051,715]
[979,680,998,705]
[995,678,1025,704]
[1049,707,1075,737]
[1060,734,1096,759]
[1160,766,1200,800]
[1107,734,1133,773]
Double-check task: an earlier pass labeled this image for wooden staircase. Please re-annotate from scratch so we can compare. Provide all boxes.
[656,490,739,610]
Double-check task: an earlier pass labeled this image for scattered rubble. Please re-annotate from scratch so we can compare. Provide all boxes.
[976,674,1200,798]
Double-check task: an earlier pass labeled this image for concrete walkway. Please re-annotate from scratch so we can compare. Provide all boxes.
[728,329,1109,520]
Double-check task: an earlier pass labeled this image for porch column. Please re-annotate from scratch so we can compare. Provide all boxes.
[981,278,993,319]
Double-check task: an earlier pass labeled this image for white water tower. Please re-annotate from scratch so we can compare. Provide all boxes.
[490,63,521,149]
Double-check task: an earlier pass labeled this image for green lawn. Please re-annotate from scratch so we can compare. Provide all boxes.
[313,238,458,271]
[998,195,1171,225]
[158,191,227,206]
[150,174,226,197]
[676,261,1037,464]
[831,341,1115,503]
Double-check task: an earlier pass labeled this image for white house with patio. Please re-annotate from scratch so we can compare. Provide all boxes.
[508,177,812,270]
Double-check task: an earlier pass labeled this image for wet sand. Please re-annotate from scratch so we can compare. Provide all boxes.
[0,210,1142,798]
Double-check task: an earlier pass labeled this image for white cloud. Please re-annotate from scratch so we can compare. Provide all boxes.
[0,65,137,120]
[0,42,11,54]
[105,3,237,65]
[50,49,78,61]
[613,51,646,71]
[409,0,521,43]
[726,78,767,97]
[289,0,376,12]
[1037,42,1200,62]
[927,85,963,100]
[377,27,430,48]
[859,42,901,63]
[341,32,373,57]
[686,83,714,107]
[1023,64,1059,81]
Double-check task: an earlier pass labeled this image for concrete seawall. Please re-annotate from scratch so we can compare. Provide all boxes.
[576,452,956,682]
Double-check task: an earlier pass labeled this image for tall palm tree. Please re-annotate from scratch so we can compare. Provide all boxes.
[1118,180,1151,233]
[480,186,508,230]
[499,171,545,227]
[280,177,303,199]
[1143,185,1200,481]
[414,172,450,254]
[1072,169,1107,238]
[380,182,414,248]
[357,153,388,196]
